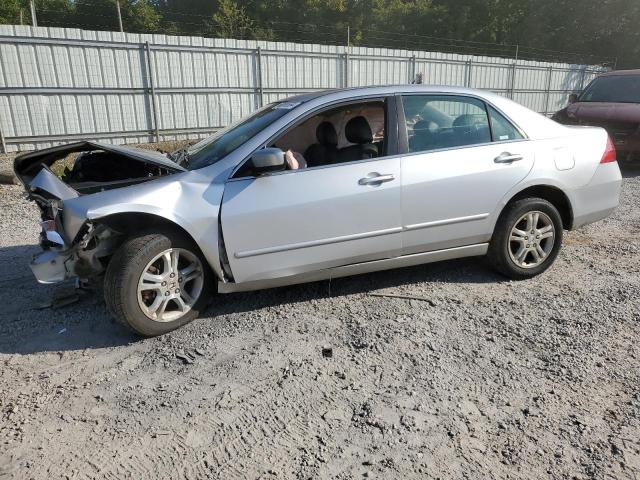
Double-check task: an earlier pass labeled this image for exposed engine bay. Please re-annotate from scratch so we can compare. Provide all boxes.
[60,150,176,194]
[13,141,186,283]
[14,141,184,194]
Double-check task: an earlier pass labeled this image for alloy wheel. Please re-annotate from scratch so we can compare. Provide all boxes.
[508,210,555,269]
[137,248,204,322]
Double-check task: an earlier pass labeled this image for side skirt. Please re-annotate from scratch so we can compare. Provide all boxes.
[217,243,488,294]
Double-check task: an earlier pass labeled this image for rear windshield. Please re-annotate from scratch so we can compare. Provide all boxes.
[185,103,292,170]
[580,75,640,103]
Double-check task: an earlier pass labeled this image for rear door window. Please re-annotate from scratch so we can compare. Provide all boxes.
[402,95,491,153]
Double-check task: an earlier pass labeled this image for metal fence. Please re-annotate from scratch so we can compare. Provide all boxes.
[0,25,608,153]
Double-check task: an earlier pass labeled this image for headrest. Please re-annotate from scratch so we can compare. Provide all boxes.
[316,121,338,146]
[345,116,373,144]
[453,114,477,129]
[413,120,432,133]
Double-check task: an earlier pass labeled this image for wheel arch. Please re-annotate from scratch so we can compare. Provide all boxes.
[501,184,574,230]
[97,211,196,242]
[93,211,223,280]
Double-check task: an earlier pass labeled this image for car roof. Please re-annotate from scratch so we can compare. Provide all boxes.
[281,85,501,104]
[597,69,640,77]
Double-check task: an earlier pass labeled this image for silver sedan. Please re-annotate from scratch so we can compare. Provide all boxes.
[14,85,622,336]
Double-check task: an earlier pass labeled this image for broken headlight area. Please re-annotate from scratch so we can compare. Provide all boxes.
[30,221,123,284]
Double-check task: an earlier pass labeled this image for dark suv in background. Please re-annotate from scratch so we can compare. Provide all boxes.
[553,70,640,162]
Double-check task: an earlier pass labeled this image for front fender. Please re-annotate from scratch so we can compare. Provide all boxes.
[62,172,226,281]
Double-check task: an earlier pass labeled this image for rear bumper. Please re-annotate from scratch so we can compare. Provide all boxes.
[571,162,622,229]
[30,250,73,284]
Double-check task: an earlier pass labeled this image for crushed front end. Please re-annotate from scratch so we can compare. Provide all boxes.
[22,168,122,284]
[14,141,185,284]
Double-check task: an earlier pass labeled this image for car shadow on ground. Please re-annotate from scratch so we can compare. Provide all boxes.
[0,244,137,355]
[620,163,640,178]
[0,243,502,354]
[206,255,504,318]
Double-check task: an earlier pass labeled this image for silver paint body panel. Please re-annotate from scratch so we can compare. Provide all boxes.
[21,85,621,287]
[221,157,403,283]
[217,243,489,293]
[399,141,536,255]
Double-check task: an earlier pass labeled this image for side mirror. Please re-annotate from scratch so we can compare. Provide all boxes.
[251,148,286,175]
[568,93,578,104]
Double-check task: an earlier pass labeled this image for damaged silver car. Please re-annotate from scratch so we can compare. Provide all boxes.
[15,86,622,336]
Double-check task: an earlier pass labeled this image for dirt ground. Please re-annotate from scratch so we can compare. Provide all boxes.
[0,165,639,480]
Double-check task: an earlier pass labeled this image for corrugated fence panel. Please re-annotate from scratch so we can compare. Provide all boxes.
[0,25,608,152]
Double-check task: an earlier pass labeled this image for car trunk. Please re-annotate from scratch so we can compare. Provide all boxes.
[567,102,640,151]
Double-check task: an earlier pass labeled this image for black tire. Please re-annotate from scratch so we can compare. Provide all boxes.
[104,230,212,337]
[488,198,563,280]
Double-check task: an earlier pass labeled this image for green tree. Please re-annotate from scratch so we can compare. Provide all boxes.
[208,0,255,38]
[0,0,635,66]
[36,0,75,28]
[120,0,161,33]
[0,0,23,25]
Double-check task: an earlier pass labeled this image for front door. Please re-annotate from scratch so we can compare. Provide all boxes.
[220,158,402,283]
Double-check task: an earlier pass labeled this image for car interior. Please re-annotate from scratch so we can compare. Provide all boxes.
[405,97,492,152]
[235,96,523,177]
[272,101,386,169]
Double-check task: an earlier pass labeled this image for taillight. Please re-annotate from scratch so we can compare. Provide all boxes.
[600,136,617,163]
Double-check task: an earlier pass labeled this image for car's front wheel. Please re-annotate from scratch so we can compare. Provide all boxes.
[488,197,563,280]
[104,231,211,336]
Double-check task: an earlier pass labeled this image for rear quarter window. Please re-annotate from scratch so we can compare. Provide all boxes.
[488,106,524,141]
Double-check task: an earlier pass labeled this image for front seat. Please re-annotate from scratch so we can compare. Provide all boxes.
[409,120,437,151]
[336,116,378,163]
[304,122,338,167]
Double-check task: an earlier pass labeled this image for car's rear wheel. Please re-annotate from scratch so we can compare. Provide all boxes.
[488,198,563,279]
[104,231,211,336]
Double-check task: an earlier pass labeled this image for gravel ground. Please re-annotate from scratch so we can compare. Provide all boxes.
[0,165,639,480]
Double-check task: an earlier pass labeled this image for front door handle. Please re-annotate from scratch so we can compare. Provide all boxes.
[494,152,524,164]
[359,173,395,185]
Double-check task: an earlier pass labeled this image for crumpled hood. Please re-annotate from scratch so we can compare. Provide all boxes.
[567,102,640,124]
[13,140,186,185]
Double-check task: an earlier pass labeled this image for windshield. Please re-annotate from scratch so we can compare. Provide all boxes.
[183,103,293,170]
[580,75,640,103]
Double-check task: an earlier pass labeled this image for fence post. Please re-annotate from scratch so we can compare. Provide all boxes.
[0,124,7,154]
[344,50,349,88]
[510,63,517,99]
[30,0,37,27]
[409,55,416,83]
[256,47,264,108]
[465,59,473,87]
[116,1,124,33]
[544,66,553,116]
[144,41,160,143]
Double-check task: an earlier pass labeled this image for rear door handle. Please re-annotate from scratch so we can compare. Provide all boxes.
[494,152,524,164]
[359,173,395,185]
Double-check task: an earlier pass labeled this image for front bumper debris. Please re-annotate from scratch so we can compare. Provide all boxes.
[30,250,72,284]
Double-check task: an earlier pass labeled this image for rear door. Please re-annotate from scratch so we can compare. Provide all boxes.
[220,97,402,284]
[399,94,535,255]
